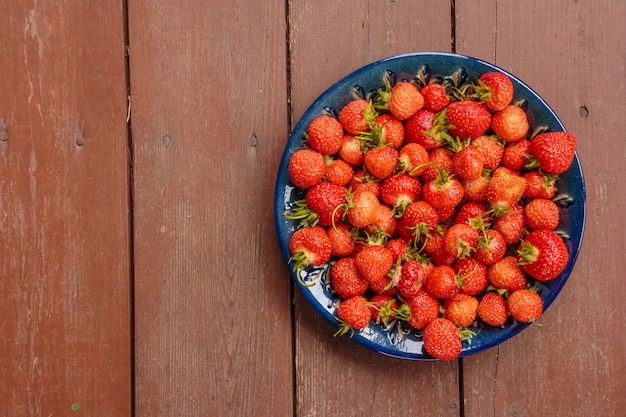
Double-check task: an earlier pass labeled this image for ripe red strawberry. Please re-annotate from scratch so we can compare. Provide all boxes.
[517,229,569,281]
[397,260,430,298]
[338,99,375,134]
[452,145,484,180]
[423,226,456,266]
[471,135,505,169]
[454,256,488,296]
[502,139,531,171]
[507,289,543,323]
[523,170,557,200]
[354,243,394,283]
[422,170,465,209]
[527,131,577,174]
[525,198,560,231]
[444,293,479,327]
[476,71,514,112]
[386,237,410,263]
[421,82,450,112]
[485,168,527,213]
[423,318,462,361]
[462,175,490,202]
[288,226,333,284]
[288,149,326,189]
[477,292,509,326]
[491,104,529,143]
[330,257,369,299]
[346,189,380,228]
[425,264,459,300]
[369,275,397,296]
[373,113,405,148]
[487,256,526,292]
[492,203,526,245]
[380,173,422,217]
[326,222,355,257]
[454,201,490,228]
[335,295,372,336]
[349,170,380,196]
[369,294,401,326]
[474,228,507,265]
[307,116,343,155]
[444,223,480,259]
[363,146,399,179]
[396,201,439,242]
[386,81,425,120]
[364,203,397,237]
[338,134,365,166]
[304,182,348,227]
[446,100,492,140]
[435,205,456,223]
[406,288,441,330]
[421,147,454,182]
[404,109,449,150]
[324,157,354,186]
[397,142,429,176]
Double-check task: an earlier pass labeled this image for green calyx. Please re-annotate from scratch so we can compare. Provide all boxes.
[517,240,539,266]
[283,199,319,227]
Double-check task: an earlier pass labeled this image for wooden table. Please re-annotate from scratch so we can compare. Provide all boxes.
[2,1,625,416]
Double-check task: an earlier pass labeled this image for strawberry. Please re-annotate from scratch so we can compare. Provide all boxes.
[335,295,372,336]
[451,145,484,180]
[349,170,380,196]
[475,71,514,112]
[330,257,369,299]
[446,100,492,140]
[471,135,504,169]
[527,131,576,174]
[435,205,456,223]
[288,226,333,285]
[406,288,441,330]
[396,201,439,242]
[425,264,458,300]
[304,182,348,227]
[421,82,450,112]
[373,113,405,148]
[380,173,422,217]
[346,189,380,228]
[474,228,507,265]
[422,168,465,209]
[288,149,326,189]
[369,294,402,326]
[517,229,569,281]
[421,147,454,182]
[397,142,429,176]
[364,203,397,237]
[307,115,343,155]
[404,109,448,150]
[354,243,394,283]
[491,104,529,143]
[338,134,365,166]
[324,156,354,186]
[423,318,462,361]
[454,256,488,296]
[386,81,425,120]
[338,99,375,135]
[443,223,480,259]
[524,198,560,231]
[523,170,557,200]
[363,146,399,179]
[423,226,456,266]
[369,275,397,296]
[454,201,490,228]
[326,222,356,257]
[487,256,526,292]
[477,292,509,326]
[444,293,479,327]
[386,237,410,263]
[492,203,526,245]
[462,174,490,202]
[502,139,531,171]
[507,289,543,323]
[485,168,527,213]
[397,259,430,298]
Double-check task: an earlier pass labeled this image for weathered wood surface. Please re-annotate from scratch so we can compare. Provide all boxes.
[1,0,624,416]
[0,1,132,416]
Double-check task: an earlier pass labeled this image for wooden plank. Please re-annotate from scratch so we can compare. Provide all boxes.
[0,2,132,417]
[127,1,293,415]
[456,1,626,416]
[289,2,462,415]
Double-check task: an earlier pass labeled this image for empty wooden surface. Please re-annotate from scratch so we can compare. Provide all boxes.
[1,1,624,416]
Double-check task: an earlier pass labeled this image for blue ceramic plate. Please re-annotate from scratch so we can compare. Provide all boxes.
[274,52,586,360]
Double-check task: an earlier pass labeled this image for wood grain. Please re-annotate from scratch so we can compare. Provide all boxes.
[456,1,626,416]
[0,1,132,416]
[128,0,293,415]
[289,1,461,415]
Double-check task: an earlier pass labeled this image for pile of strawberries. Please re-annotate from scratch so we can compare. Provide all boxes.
[284,67,576,360]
